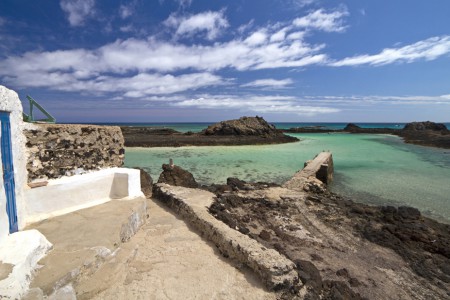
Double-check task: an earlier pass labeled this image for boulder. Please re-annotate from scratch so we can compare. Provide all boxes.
[202,116,278,136]
[157,164,198,188]
[403,121,448,132]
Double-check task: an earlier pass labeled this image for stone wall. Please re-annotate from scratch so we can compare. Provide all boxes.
[23,124,125,182]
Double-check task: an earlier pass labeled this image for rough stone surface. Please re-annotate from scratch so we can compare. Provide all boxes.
[23,124,125,182]
[208,181,450,299]
[202,116,279,136]
[157,164,198,188]
[121,116,298,147]
[283,151,333,190]
[399,121,450,148]
[152,184,299,291]
[343,123,361,132]
[403,121,448,132]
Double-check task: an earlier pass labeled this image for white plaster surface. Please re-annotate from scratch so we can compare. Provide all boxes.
[0,229,52,299]
[0,85,28,242]
[25,168,143,224]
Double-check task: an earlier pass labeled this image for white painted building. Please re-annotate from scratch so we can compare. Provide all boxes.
[0,85,28,243]
[0,85,144,298]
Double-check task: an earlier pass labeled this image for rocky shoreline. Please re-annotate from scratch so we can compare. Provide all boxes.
[121,116,298,147]
[121,119,450,149]
[152,156,450,299]
[283,121,450,149]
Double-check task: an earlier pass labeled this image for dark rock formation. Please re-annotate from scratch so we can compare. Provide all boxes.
[202,116,278,136]
[24,124,125,181]
[134,167,153,198]
[400,121,450,148]
[121,116,298,147]
[403,121,448,132]
[343,123,398,134]
[343,123,361,132]
[157,164,198,188]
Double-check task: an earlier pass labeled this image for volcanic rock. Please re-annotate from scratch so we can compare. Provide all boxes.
[202,116,279,136]
[403,121,448,132]
[343,123,362,132]
[157,164,198,188]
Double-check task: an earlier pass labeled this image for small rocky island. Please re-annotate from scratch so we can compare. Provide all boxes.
[121,116,298,147]
[284,121,450,149]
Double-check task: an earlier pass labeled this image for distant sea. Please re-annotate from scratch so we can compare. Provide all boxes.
[83,122,450,223]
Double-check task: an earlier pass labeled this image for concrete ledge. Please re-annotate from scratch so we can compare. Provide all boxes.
[26,197,147,297]
[0,230,52,299]
[153,183,299,290]
[283,151,333,190]
[24,167,144,225]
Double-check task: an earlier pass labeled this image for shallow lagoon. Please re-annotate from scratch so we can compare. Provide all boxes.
[125,133,450,222]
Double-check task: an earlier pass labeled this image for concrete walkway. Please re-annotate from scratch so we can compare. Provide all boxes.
[24,198,275,299]
[86,199,275,300]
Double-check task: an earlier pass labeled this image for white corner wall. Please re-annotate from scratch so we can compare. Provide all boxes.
[0,86,28,243]
[24,168,143,224]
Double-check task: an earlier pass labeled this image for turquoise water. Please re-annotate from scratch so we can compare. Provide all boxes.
[125,132,450,223]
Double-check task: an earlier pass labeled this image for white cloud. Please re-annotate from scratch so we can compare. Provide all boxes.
[174,95,339,115]
[0,17,6,27]
[301,94,450,106]
[1,68,223,97]
[176,0,192,8]
[245,30,267,45]
[330,36,450,66]
[293,8,349,32]
[290,0,317,9]
[60,0,95,27]
[119,2,136,19]
[119,25,134,33]
[241,78,293,88]
[165,11,229,40]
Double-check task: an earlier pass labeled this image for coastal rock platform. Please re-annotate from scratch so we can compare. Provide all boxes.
[283,121,450,149]
[121,116,298,147]
[152,153,449,299]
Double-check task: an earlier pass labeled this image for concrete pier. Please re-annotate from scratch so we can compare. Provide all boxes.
[283,151,333,190]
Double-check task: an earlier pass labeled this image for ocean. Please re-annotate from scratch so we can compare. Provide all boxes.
[120,123,450,223]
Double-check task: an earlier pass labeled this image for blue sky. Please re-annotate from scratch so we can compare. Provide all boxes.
[1,0,450,122]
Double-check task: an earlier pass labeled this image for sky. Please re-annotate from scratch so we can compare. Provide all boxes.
[0,0,450,123]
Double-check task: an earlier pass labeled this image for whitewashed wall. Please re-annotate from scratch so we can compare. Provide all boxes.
[0,86,28,243]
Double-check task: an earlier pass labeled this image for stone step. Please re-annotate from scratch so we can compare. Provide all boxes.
[24,197,148,298]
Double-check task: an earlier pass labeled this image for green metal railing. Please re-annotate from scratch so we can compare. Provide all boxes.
[22,95,56,123]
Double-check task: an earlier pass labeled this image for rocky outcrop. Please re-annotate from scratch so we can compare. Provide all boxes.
[343,123,361,132]
[403,121,448,132]
[24,124,125,182]
[207,179,450,299]
[343,123,398,134]
[121,116,299,147]
[157,164,198,188]
[202,116,278,136]
[400,121,450,148]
